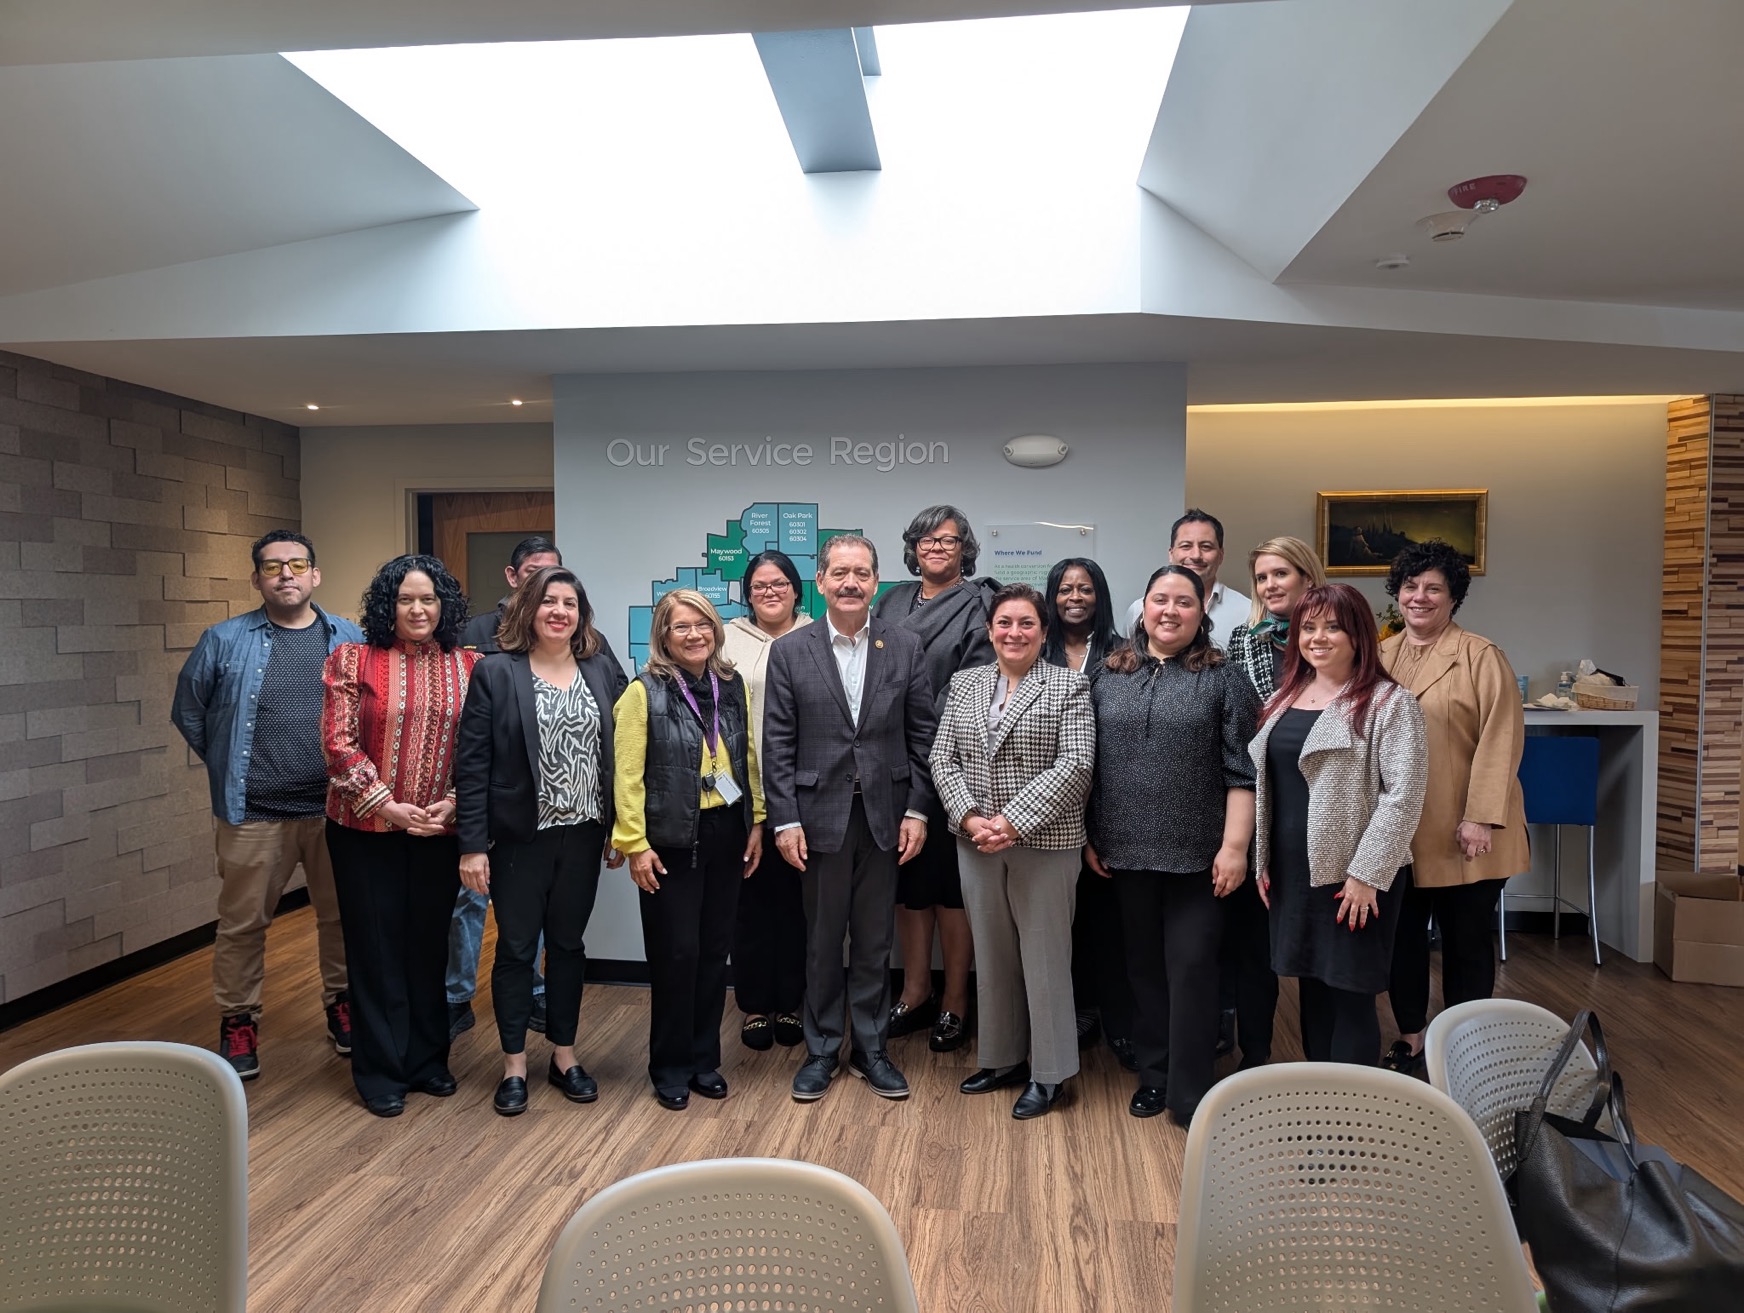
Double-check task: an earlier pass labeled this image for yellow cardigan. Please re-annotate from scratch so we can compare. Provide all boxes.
[1379,624,1530,888]
[610,677,766,856]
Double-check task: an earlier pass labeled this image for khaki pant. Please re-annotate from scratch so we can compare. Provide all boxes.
[213,816,347,1016]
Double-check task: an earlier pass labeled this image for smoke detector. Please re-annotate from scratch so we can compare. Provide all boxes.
[1416,173,1527,243]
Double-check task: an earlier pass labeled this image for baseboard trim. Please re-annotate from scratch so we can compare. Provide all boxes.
[0,888,313,1034]
[1501,909,1590,936]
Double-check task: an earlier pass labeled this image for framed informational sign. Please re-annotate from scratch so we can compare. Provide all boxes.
[985,521,1097,589]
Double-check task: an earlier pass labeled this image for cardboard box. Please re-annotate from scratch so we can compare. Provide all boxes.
[1654,870,1744,987]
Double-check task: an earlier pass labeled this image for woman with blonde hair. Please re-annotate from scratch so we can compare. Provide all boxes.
[612,589,764,1111]
[1225,536,1327,702]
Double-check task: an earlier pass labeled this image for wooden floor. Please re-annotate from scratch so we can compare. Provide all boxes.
[3,913,1742,1312]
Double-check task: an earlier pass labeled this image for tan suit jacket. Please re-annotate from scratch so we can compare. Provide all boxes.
[1379,624,1530,887]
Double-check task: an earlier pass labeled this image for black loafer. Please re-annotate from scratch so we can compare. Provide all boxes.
[928,1010,968,1053]
[887,995,938,1038]
[1380,1040,1426,1077]
[413,1070,457,1097]
[655,1086,690,1111]
[848,1050,910,1099]
[1012,1080,1069,1120]
[792,1054,839,1102]
[1129,1085,1167,1119]
[363,1093,405,1118]
[547,1060,598,1103]
[960,1062,1029,1095]
[772,1013,806,1047]
[740,1015,775,1051]
[688,1071,729,1100]
[493,1076,529,1117]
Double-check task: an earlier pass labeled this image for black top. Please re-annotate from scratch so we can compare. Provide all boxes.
[1086,656,1259,873]
[871,578,999,717]
[243,620,331,819]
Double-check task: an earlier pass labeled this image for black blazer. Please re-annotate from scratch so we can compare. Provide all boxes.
[761,616,937,855]
[455,649,627,854]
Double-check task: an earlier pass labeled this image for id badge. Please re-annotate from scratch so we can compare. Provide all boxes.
[710,769,744,806]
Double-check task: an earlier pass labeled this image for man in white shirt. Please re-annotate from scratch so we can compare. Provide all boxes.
[1125,508,1252,649]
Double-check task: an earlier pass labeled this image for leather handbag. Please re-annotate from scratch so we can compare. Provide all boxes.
[1512,1010,1744,1311]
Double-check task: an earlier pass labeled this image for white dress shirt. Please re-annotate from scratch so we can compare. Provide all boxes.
[1125,580,1252,651]
[827,613,871,722]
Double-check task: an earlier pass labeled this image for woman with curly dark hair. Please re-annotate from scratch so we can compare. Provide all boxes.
[1376,540,1528,1075]
[322,554,479,1117]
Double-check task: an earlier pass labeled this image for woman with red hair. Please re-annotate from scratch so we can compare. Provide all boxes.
[1248,584,1427,1065]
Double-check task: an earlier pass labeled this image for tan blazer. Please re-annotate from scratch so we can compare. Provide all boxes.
[1380,624,1530,888]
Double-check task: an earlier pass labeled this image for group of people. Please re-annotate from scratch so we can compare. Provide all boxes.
[172,503,1530,1127]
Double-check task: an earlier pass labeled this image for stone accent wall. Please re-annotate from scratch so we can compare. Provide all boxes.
[1657,394,1744,874]
[0,349,300,1004]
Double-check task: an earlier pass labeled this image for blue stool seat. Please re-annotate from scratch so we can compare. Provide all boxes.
[1503,736,1601,965]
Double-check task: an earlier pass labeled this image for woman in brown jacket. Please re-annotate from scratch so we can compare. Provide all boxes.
[1377,540,1529,1074]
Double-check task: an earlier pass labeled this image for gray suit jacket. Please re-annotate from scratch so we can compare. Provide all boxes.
[762,617,938,854]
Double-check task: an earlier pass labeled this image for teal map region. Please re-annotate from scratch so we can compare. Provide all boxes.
[629,503,864,670]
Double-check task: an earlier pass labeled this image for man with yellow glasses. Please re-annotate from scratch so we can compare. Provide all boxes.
[172,531,363,1080]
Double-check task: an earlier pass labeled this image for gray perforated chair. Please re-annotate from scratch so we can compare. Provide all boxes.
[1425,997,1604,1180]
[1173,1063,1536,1313]
[0,1041,249,1313]
[536,1157,919,1313]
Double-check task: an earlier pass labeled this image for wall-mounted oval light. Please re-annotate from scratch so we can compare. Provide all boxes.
[1003,434,1068,468]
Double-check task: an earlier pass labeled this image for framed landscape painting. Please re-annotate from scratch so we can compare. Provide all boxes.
[1316,489,1487,577]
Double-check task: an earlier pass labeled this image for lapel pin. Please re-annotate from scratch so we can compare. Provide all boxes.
[874,639,884,649]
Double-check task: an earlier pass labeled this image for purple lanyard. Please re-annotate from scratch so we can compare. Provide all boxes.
[675,670,721,756]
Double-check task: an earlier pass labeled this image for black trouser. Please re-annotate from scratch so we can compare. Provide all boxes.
[800,796,899,1060]
[1388,869,1506,1035]
[732,830,807,1017]
[1222,875,1277,1065]
[326,822,459,1102]
[1071,863,1135,1041]
[1299,977,1381,1065]
[639,807,746,1093]
[1113,868,1224,1119]
[489,820,606,1053]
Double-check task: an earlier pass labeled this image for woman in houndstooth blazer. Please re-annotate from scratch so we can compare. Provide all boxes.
[929,583,1096,1119]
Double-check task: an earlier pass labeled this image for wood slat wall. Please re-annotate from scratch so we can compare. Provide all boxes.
[1657,395,1744,873]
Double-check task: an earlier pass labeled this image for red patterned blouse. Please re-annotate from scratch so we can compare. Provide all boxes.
[321,640,480,833]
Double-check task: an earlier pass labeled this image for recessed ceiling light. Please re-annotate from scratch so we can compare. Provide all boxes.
[305,403,320,411]
[511,398,524,407]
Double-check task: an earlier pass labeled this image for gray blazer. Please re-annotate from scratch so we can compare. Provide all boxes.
[1250,684,1429,892]
[762,617,938,854]
[929,662,1095,851]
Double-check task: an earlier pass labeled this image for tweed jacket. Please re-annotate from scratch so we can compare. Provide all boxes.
[1250,683,1429,892]
[1225,623,1283,701]
[1380,624,1530,888]
[929,661,1095,850]
[761,616,937,854]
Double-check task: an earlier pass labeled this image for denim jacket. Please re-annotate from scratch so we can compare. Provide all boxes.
[171,604,364,824]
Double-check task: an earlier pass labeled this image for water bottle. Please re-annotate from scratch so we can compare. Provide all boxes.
[1556,670,1574,699]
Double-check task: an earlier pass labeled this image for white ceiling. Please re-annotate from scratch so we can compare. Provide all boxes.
[1279,0,1744,309]
[0,54,472,296]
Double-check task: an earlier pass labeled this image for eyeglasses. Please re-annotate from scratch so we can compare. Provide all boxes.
[667,623,710,637]
[749,581,793,596]
[917,535,963,550]
[257,558,312,577]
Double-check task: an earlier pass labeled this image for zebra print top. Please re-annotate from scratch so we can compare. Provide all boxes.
[533,671,604,829]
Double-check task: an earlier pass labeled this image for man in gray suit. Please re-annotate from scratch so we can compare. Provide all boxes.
[763,534,938,1102]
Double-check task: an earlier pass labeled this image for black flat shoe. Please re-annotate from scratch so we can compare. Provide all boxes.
[363,1093,405,1118]
[1129,1086,1167,1119]
[688,1071,729,1100]
[740,1015,775,1051]
[547,1060,598,1103]
[412,1070,457,1097]
[493,1076,529,1116]
[772,1013,806,1047]
[1012,1080,1069,1120]
[1380,1040,1426,1076]
[960,1063,1029,1095]
[888,995,938,1038]
[1109,1036,1139,1073]
[655,1086,690,1111]
[928,1009,968,1053]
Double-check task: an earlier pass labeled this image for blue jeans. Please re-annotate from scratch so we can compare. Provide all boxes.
[447,887,544,1004]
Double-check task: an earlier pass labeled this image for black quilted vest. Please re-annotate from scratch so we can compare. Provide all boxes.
[640,670,753,850]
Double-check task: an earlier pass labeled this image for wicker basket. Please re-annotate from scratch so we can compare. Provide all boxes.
[1573,682,1638,711]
